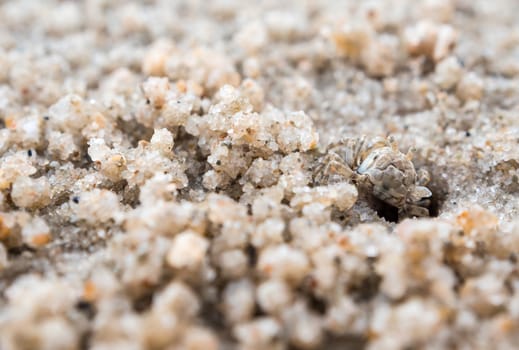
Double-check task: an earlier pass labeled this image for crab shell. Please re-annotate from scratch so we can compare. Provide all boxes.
[332,136,389,170]
[355,146,432,216]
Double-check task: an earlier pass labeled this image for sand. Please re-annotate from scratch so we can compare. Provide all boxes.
[1,0,519,349]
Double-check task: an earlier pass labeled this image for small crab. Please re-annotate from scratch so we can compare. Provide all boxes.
[314,136,432,218]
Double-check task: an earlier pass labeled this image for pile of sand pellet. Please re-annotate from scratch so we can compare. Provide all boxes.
[1,0,519,349]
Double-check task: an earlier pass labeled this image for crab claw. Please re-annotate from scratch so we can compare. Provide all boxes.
[408,185,432,202]
[400,204,430,218]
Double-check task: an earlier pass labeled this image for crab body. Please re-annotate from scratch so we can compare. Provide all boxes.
[314,136,432,218]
